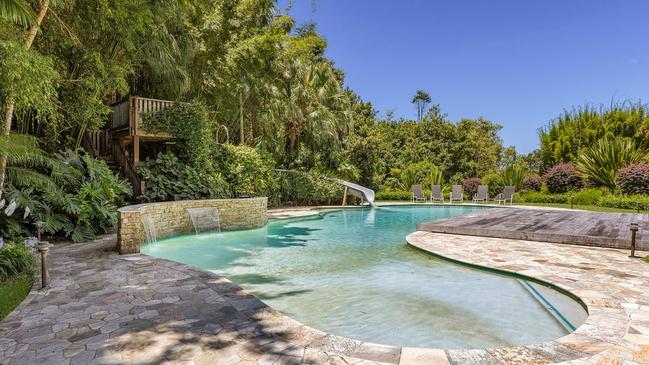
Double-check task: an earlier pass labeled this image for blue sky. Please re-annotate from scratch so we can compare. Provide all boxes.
[281,1,649,154]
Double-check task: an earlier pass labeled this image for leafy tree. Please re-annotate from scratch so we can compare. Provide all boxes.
[411,90,431,121]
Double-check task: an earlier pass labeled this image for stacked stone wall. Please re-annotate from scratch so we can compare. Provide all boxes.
[118,198,267,254]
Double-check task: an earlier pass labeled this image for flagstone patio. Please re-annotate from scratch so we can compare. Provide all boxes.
[0,209,648,364]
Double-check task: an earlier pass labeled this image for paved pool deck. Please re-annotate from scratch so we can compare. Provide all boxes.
[1,206,648,364]
[417,207,649,250]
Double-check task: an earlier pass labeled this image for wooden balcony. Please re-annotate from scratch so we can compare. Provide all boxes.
[110,96,175,166]
[111,96,174,140]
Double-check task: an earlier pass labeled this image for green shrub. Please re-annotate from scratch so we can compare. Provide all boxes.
[141,101,213,166]
[519,191,569,204]
[573,188,605,205]
[597,194,649,211]
[522,174,542,191]
[482,173,504,196]
[0,243,35,282]
[215,145,277,198]
[376,190,412,201]
[272,171,342,206]
[617,163,649,195]
[544,163,583,193]
[138,153,229,202]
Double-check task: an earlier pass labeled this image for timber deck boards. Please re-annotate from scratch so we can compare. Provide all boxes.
[416,207,649,250]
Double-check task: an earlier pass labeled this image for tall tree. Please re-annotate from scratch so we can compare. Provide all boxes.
[0,0,51,192]
[411,90,431,121]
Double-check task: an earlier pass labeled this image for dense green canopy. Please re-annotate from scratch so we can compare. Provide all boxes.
[0,0,512,191]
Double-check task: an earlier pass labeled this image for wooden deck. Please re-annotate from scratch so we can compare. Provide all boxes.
[416,207,649,250]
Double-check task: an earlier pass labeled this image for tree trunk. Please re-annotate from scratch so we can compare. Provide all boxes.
[239,91,244,145]
[0,0,50,192]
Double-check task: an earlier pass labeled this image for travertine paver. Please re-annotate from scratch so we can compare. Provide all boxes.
[2,211,649,364]
[407,231,649,364]
[417,207,649,250]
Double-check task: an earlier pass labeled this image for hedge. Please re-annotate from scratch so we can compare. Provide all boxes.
[376,190,413,201]
[596,194,649,211]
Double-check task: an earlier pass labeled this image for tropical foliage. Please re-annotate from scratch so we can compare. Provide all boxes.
[142,102,213,166]
[538,103,649,170]
[138,153,229,203]
[1,147,131,242]
[501,165,527,190]
[575,137,647,191]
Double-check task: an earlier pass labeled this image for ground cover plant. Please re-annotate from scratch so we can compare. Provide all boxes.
[0,242,35,320]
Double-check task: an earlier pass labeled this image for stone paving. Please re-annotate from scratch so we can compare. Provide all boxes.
[0,235,397,365]
[407,231,649,364]
[1,206,649,364]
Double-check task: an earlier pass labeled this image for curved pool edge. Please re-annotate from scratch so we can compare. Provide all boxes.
[405,230,641,364]
[143,204,644,364]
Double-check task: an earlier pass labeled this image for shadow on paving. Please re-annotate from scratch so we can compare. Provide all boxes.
[0,236,372,365]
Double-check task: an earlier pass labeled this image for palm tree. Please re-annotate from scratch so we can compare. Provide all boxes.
[0,0,35,26]
[260,60,351,165]
[411,90,431,121]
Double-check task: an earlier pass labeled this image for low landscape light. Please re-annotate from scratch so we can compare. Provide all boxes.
[629,223,639,258]
[570,195,576,209]
[38,241,50,289]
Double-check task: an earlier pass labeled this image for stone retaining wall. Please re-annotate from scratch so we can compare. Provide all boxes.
[117,197,267,254]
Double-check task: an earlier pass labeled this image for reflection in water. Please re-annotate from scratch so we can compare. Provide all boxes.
[143,206,585,349]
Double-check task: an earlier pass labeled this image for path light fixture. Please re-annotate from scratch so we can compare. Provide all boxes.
[636,201,641,213]
[34,219,43,242]
[629,223,639,258]
[38,241,50,289]
[570,195,576,209]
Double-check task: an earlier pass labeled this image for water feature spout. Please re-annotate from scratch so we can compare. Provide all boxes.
[142,214,158,243]
[186,207,221,234]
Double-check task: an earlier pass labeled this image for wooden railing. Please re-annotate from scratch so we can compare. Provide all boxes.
[82,130,111,157]
[131,97,175,134]
[111,142,144,197]
[110,96,174,136]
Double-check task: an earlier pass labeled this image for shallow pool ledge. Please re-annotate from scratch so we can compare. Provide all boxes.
[405,230,649,364]
[117,197,267,254]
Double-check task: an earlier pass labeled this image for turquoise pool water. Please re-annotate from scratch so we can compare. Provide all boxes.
[142,205,586,349]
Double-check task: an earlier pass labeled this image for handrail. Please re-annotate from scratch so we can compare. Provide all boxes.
[111,142,142,198]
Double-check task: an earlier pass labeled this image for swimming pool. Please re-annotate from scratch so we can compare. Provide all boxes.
[142,205,587,349]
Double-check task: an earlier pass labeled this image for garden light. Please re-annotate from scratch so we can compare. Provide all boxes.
[629,223,639,258]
